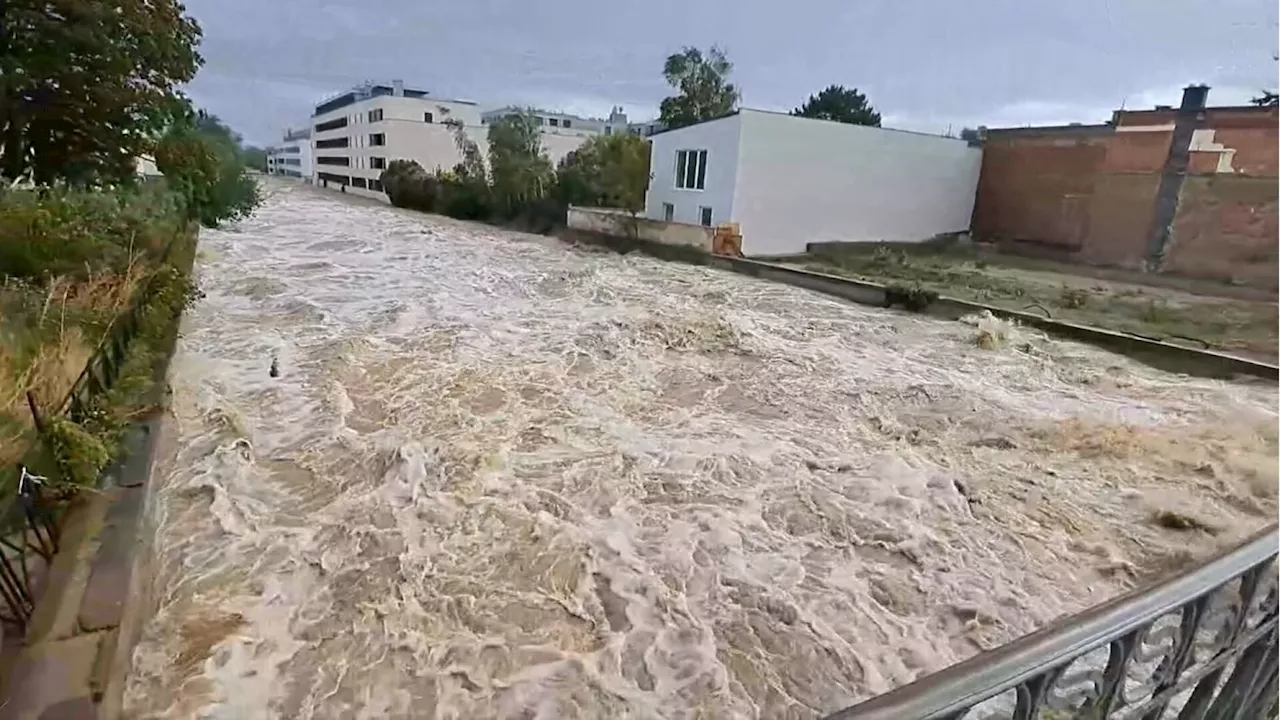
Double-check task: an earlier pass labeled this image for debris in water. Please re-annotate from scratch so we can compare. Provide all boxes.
[269,357,280,378]
[1151,509,1219,534]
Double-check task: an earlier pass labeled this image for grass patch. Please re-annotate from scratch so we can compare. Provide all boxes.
[803,248,1278,361]
[0,185,200,494]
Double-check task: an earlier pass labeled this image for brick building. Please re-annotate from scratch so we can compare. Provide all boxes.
[971,86,1278,289]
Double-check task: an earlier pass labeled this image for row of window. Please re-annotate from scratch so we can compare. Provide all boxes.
[315,172,385,193]
[316,137,348,149]
[661,202,714,227]
[315,116,347,133]
[317,155,349,167]
[675,149,708,190]
[484,113,574,129]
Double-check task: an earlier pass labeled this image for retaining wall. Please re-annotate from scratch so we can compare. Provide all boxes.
[567,206,715,252]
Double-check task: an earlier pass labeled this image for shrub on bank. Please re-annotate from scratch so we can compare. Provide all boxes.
[155,119,261,228]
[379,118,649,233]
[0,183,184,280]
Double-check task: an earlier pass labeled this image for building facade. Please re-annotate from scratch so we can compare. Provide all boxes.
[644,109,982,256]
[266,127,312,181]
[310,82,604,201]
[480,105,662,139]
[971,86,1278,288]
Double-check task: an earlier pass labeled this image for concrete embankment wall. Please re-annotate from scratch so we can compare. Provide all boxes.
[555,226,1278,381]
[567,206,716,252]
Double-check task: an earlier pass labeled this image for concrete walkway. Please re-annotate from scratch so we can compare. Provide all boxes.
[0,419,162,720]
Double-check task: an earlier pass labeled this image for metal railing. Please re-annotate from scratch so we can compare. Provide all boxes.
[825,526,1279,720]
[0,236,184,631]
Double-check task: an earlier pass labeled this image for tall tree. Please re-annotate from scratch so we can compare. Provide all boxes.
[156,112,260,227]
[0,0,203,185]
[658,46,741,130]
[792,85,881,126]
[486,111,553,219]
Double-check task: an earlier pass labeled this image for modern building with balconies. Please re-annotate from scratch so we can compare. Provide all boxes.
[266,127,312,181]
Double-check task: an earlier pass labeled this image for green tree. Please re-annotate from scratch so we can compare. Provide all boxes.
[792,85,881,126]
[658,46,741,130]
[0,0,203,185]
[242,146,268,171]
[556,134,651,211]
[155,112,260,227]
[487,112,553,219]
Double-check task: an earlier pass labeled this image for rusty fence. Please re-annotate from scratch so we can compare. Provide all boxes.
[825,526,1279,720]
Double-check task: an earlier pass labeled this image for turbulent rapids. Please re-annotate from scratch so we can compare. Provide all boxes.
[123,181,1277,719]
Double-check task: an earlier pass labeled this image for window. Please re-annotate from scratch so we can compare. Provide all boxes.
[423,111,433,123]
[563,119,572,129]
[369,178,384,192]
[370,157,387,170]
[549,118,559,127]
[662,203,674,222]
[699,206,713,227]
[317,156,350,166]
[675,149,707,190]
[317,172,350,185]
[368,108,383,122]
[351,177,368,189]
[316,137,349,149]
[604,126,612,136]
[314,116,348,133]
[369,133,386,146]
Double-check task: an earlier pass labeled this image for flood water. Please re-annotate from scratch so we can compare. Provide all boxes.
[123,181,1277,719]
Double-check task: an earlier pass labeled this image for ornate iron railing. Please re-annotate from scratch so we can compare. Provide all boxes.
[825,526,1278,720]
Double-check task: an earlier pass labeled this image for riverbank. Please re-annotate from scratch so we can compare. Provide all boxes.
[797,244,1278,363]
[0,239,194,720]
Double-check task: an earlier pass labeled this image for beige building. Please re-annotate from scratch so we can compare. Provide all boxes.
[310,81,595,202]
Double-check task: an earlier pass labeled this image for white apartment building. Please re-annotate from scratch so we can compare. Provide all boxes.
[482,106,665,139]
[644,109,982,256]
[266,127,312,181]
[310,81,598,202]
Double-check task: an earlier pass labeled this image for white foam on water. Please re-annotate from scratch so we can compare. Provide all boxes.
[122,181,1277,719]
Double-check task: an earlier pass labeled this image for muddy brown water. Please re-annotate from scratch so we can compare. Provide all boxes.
[123,182,1277,719]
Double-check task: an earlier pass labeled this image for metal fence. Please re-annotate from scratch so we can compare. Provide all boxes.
[825,526,1279,720]
[0,238,181,631]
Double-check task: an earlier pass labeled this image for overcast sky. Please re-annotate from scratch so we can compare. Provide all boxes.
[183,0,1278,146]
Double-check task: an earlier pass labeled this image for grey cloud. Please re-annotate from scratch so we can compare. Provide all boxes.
[181,0,1278,145]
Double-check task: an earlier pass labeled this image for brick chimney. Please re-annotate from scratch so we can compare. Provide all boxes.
[1180,84,1209,111]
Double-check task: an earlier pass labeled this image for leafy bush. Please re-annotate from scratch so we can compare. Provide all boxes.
[381,160,441,212]
[0,183,184,280]
[555,134,651,211]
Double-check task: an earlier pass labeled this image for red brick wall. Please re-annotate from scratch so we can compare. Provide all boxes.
[971,130,1109,250]
[1100,130,1172,173]
[971,105,1278,288]
[1078,174,1162,268]
[1162,177,1278,289]
[1160,108,1278,287]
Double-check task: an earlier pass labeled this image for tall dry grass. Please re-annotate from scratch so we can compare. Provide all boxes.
[0,264,150,466]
